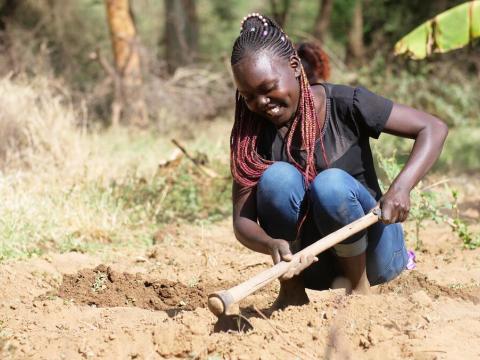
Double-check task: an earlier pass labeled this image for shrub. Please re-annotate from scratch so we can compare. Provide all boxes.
[0,76,83,169]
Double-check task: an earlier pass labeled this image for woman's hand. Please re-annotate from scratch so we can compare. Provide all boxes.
[268,238,293,264]
[378,185,411,224]
[268,238,318,280]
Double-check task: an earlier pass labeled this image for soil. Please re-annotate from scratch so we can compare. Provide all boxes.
[1,196,480,359]
[57,264,207,311]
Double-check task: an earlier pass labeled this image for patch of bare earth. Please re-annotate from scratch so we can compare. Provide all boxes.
[57,264,206,311]
[1,189,480,359]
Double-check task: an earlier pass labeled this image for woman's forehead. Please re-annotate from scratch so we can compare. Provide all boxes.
[233,52,289,86]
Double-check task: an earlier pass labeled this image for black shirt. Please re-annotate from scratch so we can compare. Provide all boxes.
[258,83,393,200]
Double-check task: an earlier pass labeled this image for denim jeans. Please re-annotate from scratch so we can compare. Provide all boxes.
[256,161,408,289]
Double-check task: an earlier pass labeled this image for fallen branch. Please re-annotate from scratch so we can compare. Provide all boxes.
[171,139,220,178]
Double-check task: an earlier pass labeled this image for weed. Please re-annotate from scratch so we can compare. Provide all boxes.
[110,159,231,226]
[187,276,199,288]
[375,149,479,250]
[448,190,480,249]
[92,271,108,293]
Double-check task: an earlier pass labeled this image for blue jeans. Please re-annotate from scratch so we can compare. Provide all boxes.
[257,162,408,289]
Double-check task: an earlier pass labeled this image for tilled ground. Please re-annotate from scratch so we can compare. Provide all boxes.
[1,217,480,359]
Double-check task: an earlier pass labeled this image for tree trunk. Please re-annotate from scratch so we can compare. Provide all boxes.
[313,0,334,42]
[105,0,147,127]
[164,0,198,74]
[269,0,292,28]
[346,0,365,67]
[0,0,20,75]
[0,0,18,30]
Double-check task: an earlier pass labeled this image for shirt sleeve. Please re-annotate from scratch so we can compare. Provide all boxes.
[352,86,393,139]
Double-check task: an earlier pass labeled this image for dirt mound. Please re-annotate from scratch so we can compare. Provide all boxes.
[58,264,207,311]
[378,270,480,303]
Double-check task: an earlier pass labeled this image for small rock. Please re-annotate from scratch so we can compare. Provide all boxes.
[368,325,392,345]
[410,290,433,307]
[207,343,216,353]
[359,335,370,349]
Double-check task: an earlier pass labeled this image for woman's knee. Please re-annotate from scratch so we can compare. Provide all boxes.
[257,162,304,240]
[310,168,357,206]
[258,161,303,197]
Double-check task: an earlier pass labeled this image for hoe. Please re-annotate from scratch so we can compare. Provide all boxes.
[208,209,381,331]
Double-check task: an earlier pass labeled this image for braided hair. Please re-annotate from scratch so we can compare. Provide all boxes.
[296,41,331,83]
[230,13,328,189]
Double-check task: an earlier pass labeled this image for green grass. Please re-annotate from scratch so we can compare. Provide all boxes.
[0,122,233,262]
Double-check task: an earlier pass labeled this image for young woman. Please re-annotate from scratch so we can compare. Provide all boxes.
[230,13,447,307]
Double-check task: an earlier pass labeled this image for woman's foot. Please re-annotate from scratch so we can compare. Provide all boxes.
[349,273,370,295]
[271,277,309,310]
[337,252,370,295]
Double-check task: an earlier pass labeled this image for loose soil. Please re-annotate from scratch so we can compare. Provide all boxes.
[58,265,207,311]
[1,191,480,359]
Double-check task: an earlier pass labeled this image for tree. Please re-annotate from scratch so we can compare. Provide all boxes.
[104,0,147,127]
[269,0,293,28]
[345,0,365,66]
[313,0,334,42]
[0,0,20,74]
[164,0,198,74]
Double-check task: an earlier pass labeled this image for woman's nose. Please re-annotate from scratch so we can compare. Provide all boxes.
[256,95,270,109]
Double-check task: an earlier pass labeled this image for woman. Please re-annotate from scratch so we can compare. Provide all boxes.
[230,13,447,308]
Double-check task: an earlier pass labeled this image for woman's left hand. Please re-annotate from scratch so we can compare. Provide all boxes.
[378,186,411,224]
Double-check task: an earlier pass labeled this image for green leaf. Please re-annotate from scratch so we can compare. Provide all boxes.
[394,1,480,59]
[394,22,432,59]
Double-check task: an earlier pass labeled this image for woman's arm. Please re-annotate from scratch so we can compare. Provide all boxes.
[232,181,293,263]
[380,103,448,223]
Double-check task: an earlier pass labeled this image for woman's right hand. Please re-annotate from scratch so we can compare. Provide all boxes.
[268,238,318,280]
[268,238,294,264]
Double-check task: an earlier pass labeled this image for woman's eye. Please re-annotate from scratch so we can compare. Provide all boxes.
[262,83,277,93]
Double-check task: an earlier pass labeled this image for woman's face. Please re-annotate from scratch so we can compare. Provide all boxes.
[232,51,301,128]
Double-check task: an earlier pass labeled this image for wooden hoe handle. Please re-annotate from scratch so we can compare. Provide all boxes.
[208,210,380,316]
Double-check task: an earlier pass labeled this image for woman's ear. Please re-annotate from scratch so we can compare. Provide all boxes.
[289,55,301,78]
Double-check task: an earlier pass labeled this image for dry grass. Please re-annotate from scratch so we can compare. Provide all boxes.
[0,76,232,261]
[0,76,83,169]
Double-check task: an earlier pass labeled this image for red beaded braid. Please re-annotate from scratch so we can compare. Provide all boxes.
[230,91,272,188]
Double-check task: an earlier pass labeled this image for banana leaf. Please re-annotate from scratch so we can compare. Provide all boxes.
[394,1,480,59]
